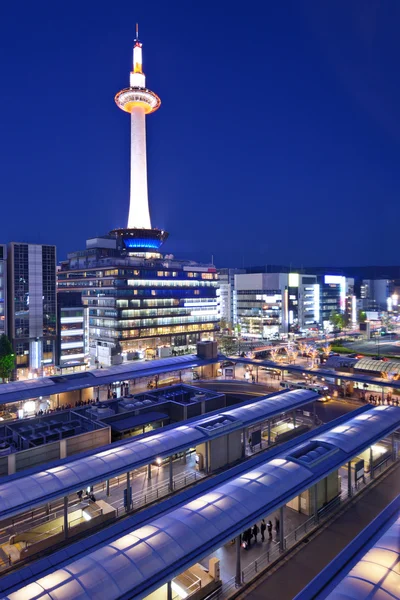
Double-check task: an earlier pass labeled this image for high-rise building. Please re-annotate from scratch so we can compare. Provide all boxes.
[0,245,7,336]
[58,30,219,366]
[8,243,57,378]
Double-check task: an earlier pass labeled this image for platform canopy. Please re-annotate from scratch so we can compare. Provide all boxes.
[3,405,400,600]
[0,389,317,519]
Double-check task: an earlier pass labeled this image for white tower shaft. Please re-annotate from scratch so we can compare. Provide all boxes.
[128,106,151,229]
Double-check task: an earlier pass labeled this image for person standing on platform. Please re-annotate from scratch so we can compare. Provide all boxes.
[260,519,266,542]
[275,516,280,538]
[267,520,273,539]
[252,523,259,543]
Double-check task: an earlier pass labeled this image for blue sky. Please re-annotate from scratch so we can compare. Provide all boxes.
[1,0,399,267]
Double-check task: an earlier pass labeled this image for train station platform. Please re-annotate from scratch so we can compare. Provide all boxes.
[239,458,400,600]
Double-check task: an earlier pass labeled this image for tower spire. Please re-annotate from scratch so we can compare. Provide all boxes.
[135,22,139,41]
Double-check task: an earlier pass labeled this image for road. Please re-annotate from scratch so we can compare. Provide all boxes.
[342,338,400,357]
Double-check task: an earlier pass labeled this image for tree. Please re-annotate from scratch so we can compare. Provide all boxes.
[0,335,15,382]
[329,311,349,330]
[358,310,367,323]
[218,335,237,355]
[319,344,332,358]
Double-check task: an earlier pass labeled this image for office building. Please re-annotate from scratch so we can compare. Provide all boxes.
[233,272,319,338]
[57,291,88,372]
[218,268,245,324]
[58,31,219,366]
[0,245,7,336]
[318,275,345,329]
[7,243,57,378]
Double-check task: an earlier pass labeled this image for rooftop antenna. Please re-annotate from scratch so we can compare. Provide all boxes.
[135,22,139,41]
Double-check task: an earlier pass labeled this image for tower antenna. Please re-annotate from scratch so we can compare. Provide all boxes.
[136,23,139,41]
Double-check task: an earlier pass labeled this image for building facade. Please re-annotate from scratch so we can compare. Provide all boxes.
[218,268,245,325]
[57,291,88,372]
[58,239,219,366]
[233,272,319,338]
[0,245,7,336]
[7,243,57,378]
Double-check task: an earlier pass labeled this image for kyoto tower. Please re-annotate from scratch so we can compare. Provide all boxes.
[111,26,168,252]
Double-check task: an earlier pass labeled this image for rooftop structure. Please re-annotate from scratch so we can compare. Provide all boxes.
[2,404,399,599]
[0,388,317,520]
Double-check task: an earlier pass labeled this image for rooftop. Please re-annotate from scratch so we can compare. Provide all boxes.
[3,405,399,600]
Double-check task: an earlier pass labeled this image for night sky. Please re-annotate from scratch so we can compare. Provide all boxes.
[1,1,399,268]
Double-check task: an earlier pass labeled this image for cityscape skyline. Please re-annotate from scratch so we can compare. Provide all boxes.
[1,3,399,268]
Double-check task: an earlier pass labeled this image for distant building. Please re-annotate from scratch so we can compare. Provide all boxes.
[318,275,345,329]
[57,291,88,372]
[0,245,7,336]
[218,268,245,325]
[233,272,319,338]
[7,243,57,378]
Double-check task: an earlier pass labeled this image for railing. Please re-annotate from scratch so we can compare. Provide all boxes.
[215,455,398,598]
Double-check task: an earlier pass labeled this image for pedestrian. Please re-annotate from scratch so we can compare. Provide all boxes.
[8,554,11,566]
[267,520,273,539]
[275,516,280,537]
[252,523,259,543]
[260,519,266,542]
[77,490,83,501]
[246,528,252,547]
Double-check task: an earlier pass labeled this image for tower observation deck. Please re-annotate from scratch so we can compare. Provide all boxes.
[112,26,168,252]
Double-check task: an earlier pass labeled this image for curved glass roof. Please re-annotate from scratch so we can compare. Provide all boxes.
[0,389,317,519]
[314,405,400,454]
[4,405,400,600]
[324,514,400,599]
[4,458,314,600]
[355,357,400,374]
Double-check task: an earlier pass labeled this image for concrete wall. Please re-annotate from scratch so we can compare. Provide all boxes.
[209,430,242,472]
[66,428,111,457]
[5,427,110,475]
[287,471,341,516]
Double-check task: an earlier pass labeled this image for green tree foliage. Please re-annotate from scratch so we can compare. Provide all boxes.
[358,310,367,323]
[0,335,15,382]
[329,311,349,330]
[218,335,237,355]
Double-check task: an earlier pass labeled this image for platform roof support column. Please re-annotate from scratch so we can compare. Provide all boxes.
[205,441,210,473]
[242,428,246,458]
[370,446,374,479]
[167,580,172,600]
[293,410,296,428]
[313,401,317,425]
[256,365,259,383]
[347,461,352,498]
[63,496,68,540]
[169,456,173,492]
[235,534,242,586]
[106,479,110,496]
[126,471,131,512]
[279,505,284,552]
[392,433,396,461]
[313,485,319,524]
[268,420,271,445]
[148,463,152,479]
